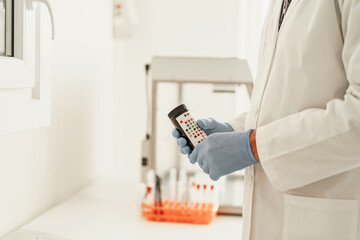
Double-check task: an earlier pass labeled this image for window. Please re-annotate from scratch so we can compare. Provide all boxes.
[0,0,53,135]
[0,0,13,56]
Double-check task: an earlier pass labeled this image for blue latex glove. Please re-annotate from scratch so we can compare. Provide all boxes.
[190,130,258,181]
[171,118,234,155]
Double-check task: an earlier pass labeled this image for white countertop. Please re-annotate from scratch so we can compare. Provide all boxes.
[19,178,243,240]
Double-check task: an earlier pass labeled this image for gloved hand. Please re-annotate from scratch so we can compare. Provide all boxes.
[189,130,258,181]
[171,118,234,155]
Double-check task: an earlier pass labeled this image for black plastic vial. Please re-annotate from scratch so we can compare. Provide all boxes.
[168,104,207,150]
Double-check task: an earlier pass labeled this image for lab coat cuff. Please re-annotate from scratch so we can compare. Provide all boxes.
[246,130,260,165]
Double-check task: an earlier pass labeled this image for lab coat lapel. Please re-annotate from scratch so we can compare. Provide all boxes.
[243,4,285,239]
[245,2,302,236]
[252,0,302,129]
[250,0,282,130]
[278,0,302,34]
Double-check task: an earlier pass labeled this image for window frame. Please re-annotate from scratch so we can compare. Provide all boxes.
[5,0,13,56]
[0,0,51,135]
[0,0,35,88]
[0,0,14,56]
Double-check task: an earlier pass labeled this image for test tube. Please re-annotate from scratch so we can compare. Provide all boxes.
[168,168,177,203]
[177,169,187,205]
[146,169,155,205]
[187,176,195,207]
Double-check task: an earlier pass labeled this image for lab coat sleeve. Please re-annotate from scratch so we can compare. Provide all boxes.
[226,112,248,131]
[256,0,360,192]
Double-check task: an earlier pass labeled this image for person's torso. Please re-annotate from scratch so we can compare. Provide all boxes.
[243,0,360,239]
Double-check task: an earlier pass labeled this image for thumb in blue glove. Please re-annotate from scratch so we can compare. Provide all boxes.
[197,118,234,135]
[189,130,258,181]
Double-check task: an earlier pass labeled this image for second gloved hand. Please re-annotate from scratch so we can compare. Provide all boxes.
[172,118,234,156]
[189,130,258,181]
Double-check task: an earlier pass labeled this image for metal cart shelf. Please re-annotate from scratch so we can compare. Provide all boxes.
[148,56,253,216]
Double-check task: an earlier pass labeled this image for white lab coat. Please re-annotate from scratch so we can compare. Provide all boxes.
[227,0,360,239]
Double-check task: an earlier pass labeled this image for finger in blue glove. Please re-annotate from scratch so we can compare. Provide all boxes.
[172,128,181,138]
[172,129,191,155]
[180,145,191,155]
[177,137,187,147]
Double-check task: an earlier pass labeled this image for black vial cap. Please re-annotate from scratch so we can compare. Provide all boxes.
[168,104,188,120]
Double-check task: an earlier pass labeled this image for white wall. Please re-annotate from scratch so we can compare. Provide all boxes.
[238,0,270,77]
[0,1,115,237]
[115,0,248,180]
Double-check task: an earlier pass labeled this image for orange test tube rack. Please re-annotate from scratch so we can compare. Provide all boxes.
[142,201,218,225]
